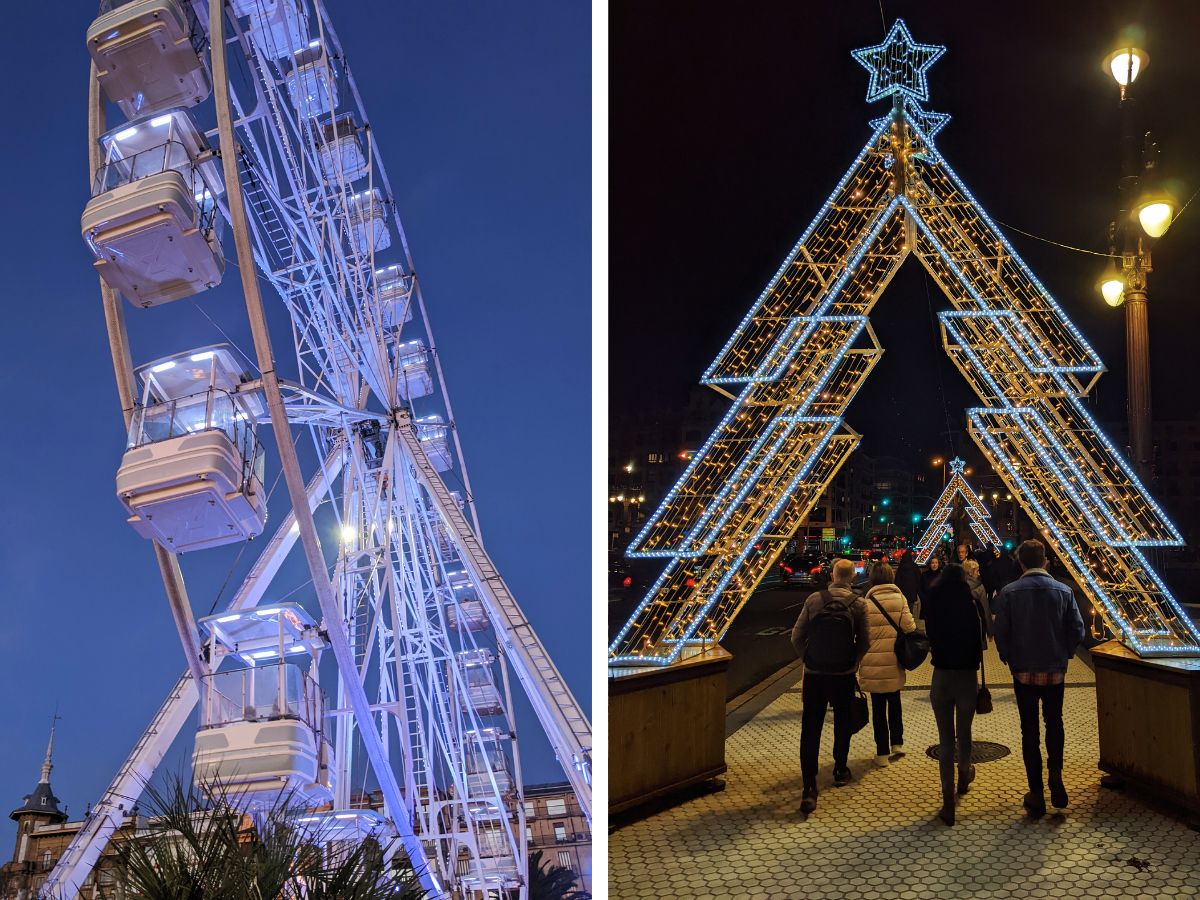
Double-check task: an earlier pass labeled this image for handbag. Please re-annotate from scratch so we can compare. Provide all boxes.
[870,596,930,671]
[848,680,870,734]
[975,601,993,714]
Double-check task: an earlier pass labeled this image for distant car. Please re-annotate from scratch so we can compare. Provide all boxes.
[608,554,635,595]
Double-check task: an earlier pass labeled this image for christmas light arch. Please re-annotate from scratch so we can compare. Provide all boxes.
[611,20,1200,666]
[912,457,1001,564]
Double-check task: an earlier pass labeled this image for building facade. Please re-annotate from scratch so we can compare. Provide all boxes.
[523,782,591,895]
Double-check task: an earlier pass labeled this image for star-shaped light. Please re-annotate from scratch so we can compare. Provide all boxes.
[852,20,946,103]
[869,100,951,142]
[949,457,967,474]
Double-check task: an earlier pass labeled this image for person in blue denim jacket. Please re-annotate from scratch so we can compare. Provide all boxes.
[992,539,1085,818]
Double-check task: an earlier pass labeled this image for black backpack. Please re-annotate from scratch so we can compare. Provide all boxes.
[804,591,858,672]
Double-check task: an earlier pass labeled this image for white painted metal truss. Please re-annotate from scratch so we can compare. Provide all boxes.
[911,457,1002,564]
[610,20,1200,669]
[52,2,589,898]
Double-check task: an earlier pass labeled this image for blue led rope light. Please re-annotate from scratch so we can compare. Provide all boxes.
[701,121,892,384]
[912,466,1000,563]
[869,99,951,141]
[628,312,873,557]
[610,417,847,665]
[851,20,946,104]
[670,319,870,558]
[969,410,1200,655]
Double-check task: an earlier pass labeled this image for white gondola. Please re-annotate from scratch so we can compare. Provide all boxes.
[87,0,212,118]
[82,111,224,307]
[415,415,453,471]
[294,809,386,843]
[116,346,266,551]
[193,604,334,805]
[347,188,391,255]
[394,339,434,400]
[458,828,520,887]
[193,665,334,805]
[464,729,512,797]
[285,42,338,118]
[446,599,488,633]
[374,265,415,327]
[231,0,308,59]
[317,114,369,182]
[456,650,504,717]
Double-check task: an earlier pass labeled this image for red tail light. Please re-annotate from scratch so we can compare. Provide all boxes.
[781,566,794,574]
[810,566,822,574]
[623,576,632,588]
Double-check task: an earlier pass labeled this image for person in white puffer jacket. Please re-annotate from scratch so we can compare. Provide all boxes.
[859,562,917,766]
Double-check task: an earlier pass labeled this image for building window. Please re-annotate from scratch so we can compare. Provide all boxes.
[40,850,52,870]
[524,801,535,818]
[554,823,567,843]
[647,452,664,464]
[558,850,572,870]
[526,827,533,844]
[545,798,567,817]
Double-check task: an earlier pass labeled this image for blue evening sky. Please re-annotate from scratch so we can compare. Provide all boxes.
[0,1,589,839]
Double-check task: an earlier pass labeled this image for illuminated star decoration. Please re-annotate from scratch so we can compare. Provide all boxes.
[949,456,966,474]
[852,19,946,103]
[869,100,951,141]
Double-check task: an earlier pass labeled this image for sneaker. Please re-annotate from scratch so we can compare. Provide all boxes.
[874,754,891,767]
[800,787,818,814]
[891,743,905,754]
[1048,775,1069,809]
[938,802,956,826]
[833,766,852,787]
[1023,791,1047,819]
[957,765,976,795]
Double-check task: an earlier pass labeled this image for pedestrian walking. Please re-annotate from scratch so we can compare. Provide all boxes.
[791,558,871,814]
[954,542,975,567]
[860,562,916,767]
[918,554,943,621]
[992,539,1085,818]
[924,563,986,825]
[962,558,992,637]
[988,545,1021,596]
[895,550,921,617]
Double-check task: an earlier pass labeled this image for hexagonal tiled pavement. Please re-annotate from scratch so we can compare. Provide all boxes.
[610,647,1200,898]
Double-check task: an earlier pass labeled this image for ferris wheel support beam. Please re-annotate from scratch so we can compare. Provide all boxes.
[88,61,208,691]
[208,4,440,895]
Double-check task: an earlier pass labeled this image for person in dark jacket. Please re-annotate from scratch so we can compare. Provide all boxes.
[895,550,922,616]
[791,558,871,814]
[993,539,1085,818]
[924,564,986,825]
[988,545,1021,597]
[917,554,944,619]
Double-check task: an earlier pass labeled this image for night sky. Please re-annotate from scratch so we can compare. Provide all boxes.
[0,2,589,841]
[611,0,1200,472]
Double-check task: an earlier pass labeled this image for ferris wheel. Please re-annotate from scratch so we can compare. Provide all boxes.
[50,1,590,897]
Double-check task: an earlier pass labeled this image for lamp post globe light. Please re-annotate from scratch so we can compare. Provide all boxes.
[1099,35,1179,482]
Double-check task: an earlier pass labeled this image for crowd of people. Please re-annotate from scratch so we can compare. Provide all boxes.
[790,539,1086,825]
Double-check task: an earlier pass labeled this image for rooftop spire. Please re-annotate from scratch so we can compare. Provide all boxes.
[40,710,61,785]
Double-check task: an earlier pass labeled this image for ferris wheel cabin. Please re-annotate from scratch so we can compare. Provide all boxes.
[374,265,415,328]
[317,115,369,183]
[285,42,338,118]
[455,650,505,718]
[347,188,391,255]
[415,415,453,471]
[116,346,267,552]
[82,109,225,307]
[230,0,308,59]
[87,0,212,119]
[394,340,434,400]
[192,604,335,805]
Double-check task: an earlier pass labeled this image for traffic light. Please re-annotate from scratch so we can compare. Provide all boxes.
[1003,540,1014,550]
[840,535,851,545]
[911,513,921,523]
[879,515,887,523]
[881,497,891,506]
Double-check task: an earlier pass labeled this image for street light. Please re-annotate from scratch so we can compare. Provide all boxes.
[1099,34,1173,481]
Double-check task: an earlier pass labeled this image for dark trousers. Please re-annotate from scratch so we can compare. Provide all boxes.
[930,668,977,803]
[1013,680,1066,792]
[870,691,903,756]
[800,672,856,787]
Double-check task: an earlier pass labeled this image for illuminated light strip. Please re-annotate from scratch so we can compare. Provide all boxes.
[628,316,869,556]
[700,121,891,383]
[911,469,1000,564]
[614,419,849,656]
[941,315,1181,545]
[969,409,1200,655]
[904,114,1104,371]
[851,20,946,104]
[610,418,845,663]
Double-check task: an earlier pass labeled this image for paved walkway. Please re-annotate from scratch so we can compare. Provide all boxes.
[610,646,1200,899]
